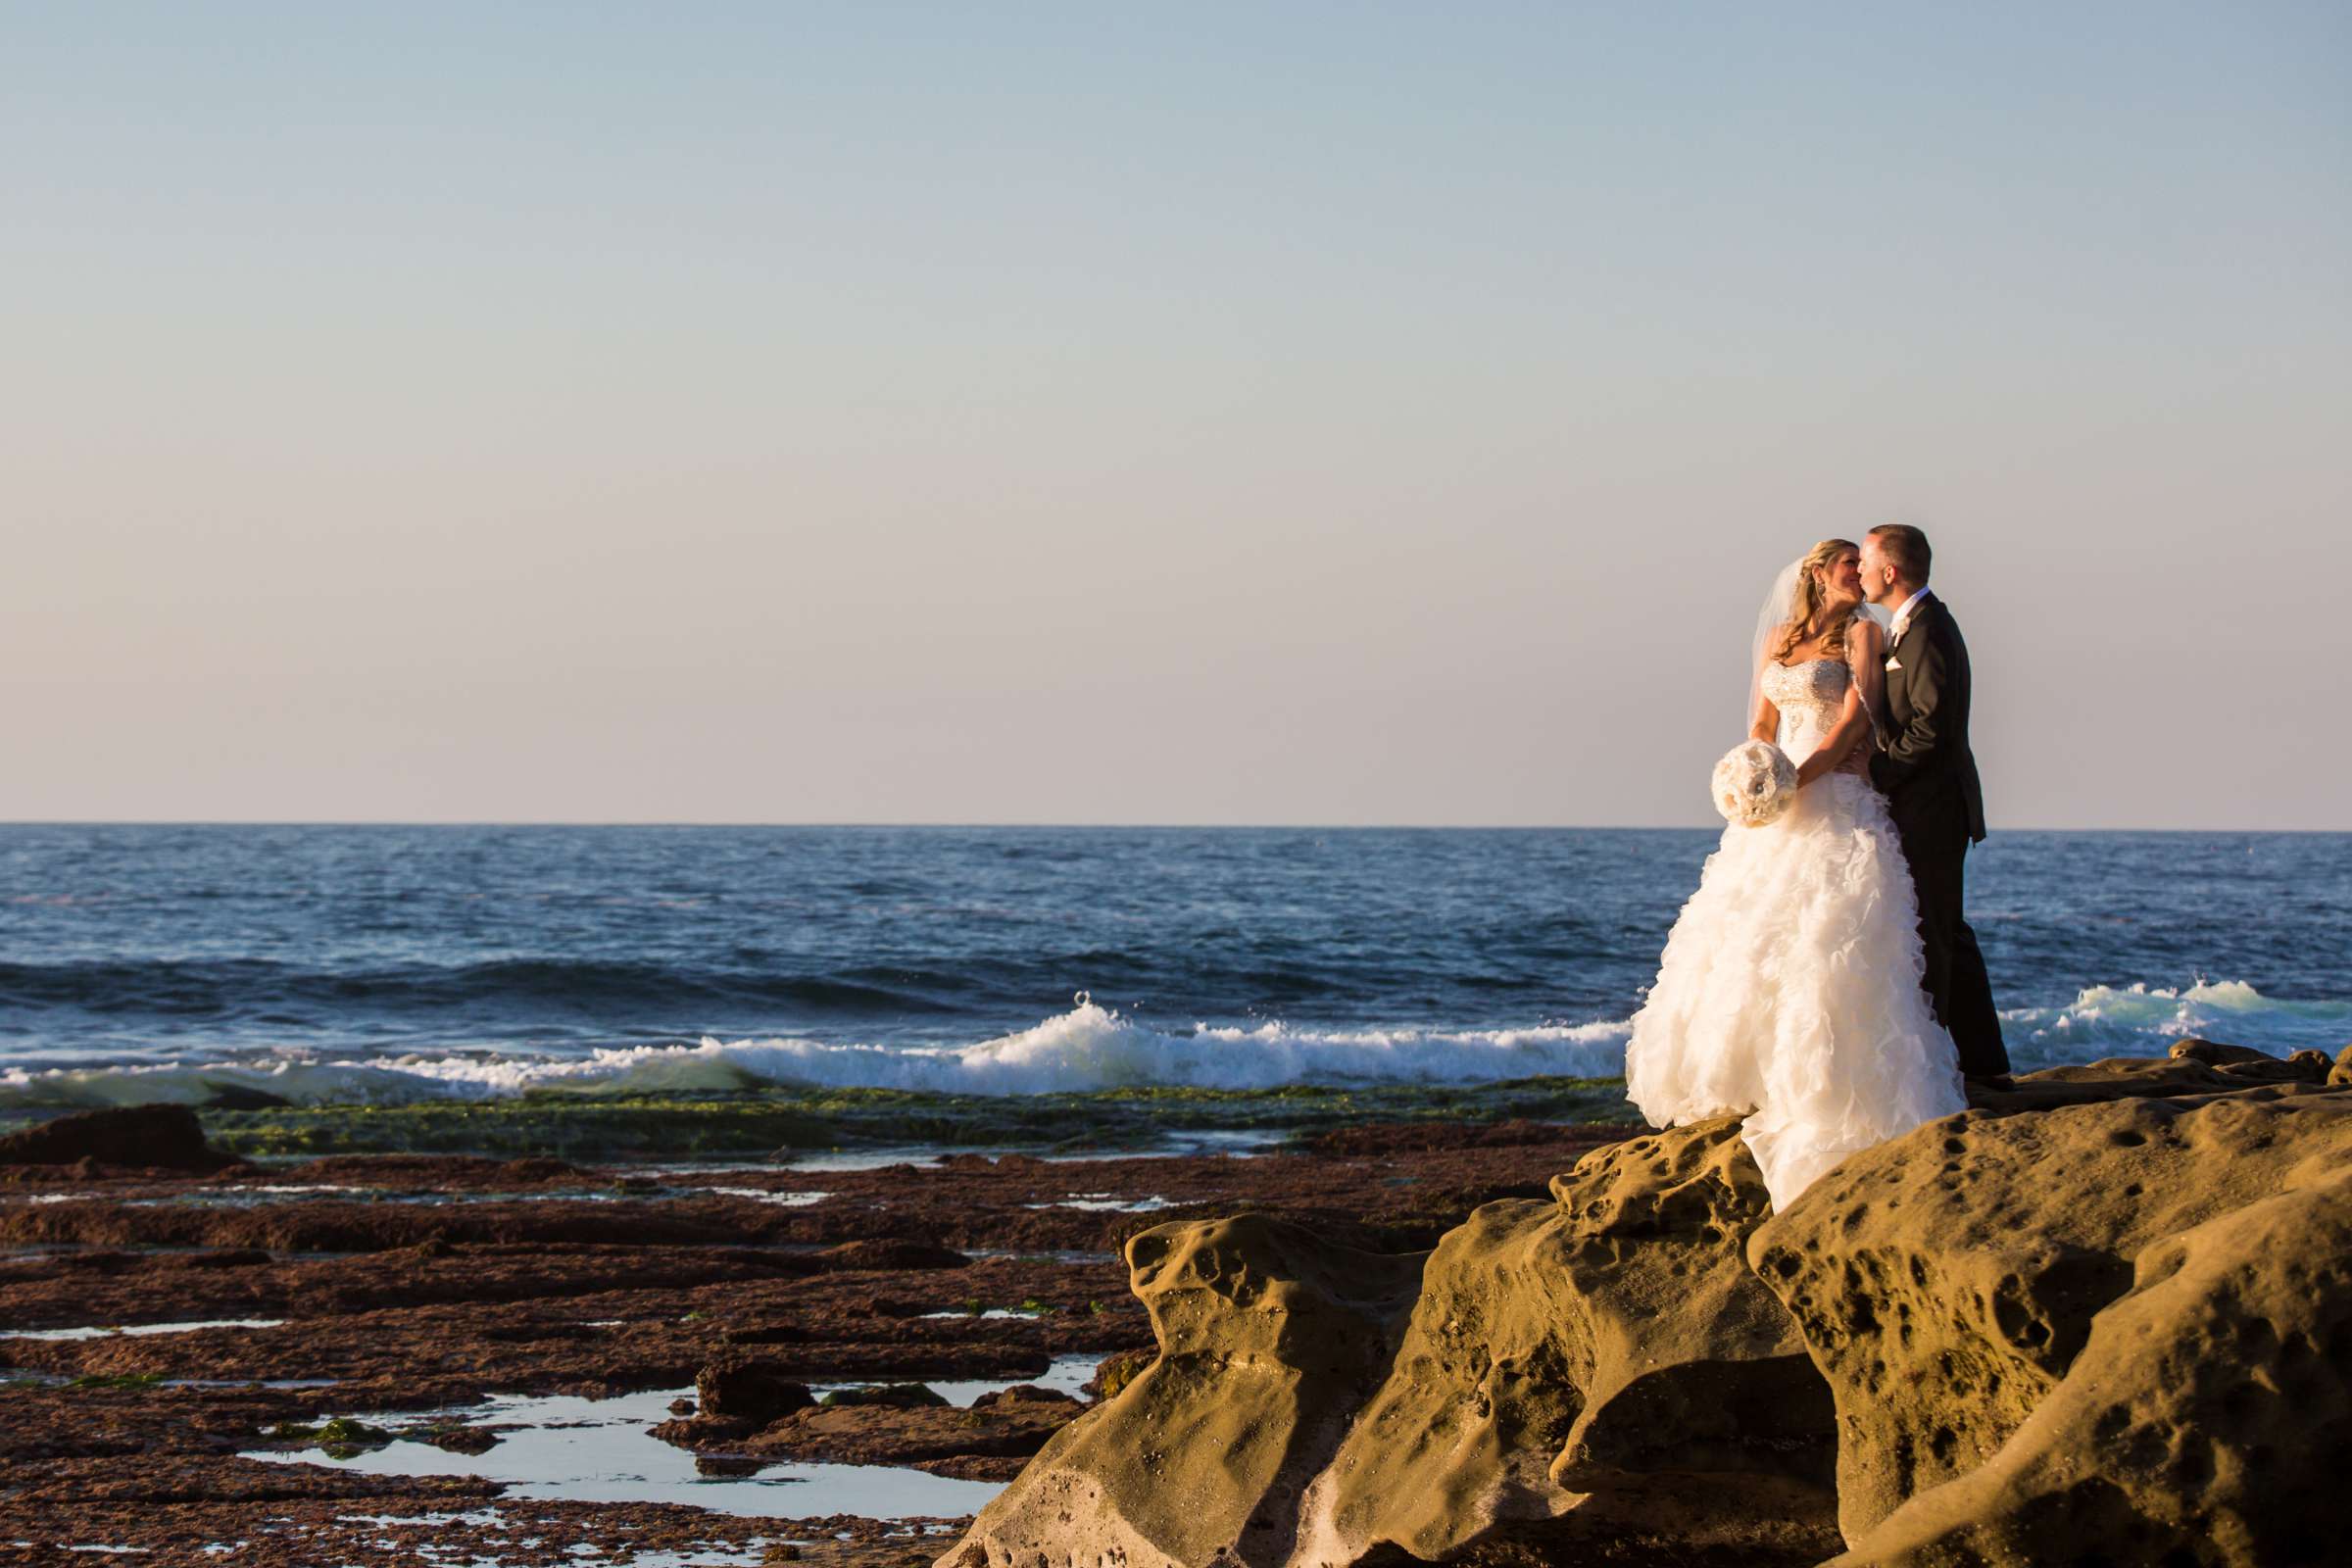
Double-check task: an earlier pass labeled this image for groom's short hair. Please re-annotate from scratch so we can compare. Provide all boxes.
[1869,524,1932,584]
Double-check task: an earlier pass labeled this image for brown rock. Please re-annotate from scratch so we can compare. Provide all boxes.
[0,1105,241,1173]
[422,1426,500,1455]
[1080,1347,1153,1402]
[944,1213,1423,1568]
[1752,1076,2352,1551]
[695,1359,816,1425]
[816,1238,970,1272]
[2168,1036,2278,1067]
[2332,1043,2352,1088]
[970,1385,1079,1411]
[1293,1118,1836,1568]
[741,1396,1079,1466]
[944,1124,1841,1568]
[2170,1037,2331,1084]
[1835,1168,2352,1565]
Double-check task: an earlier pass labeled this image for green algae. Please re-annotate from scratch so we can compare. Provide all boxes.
[194,1076,1635,1162]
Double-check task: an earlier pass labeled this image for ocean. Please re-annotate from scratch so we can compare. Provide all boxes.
[2,824,2346,1111]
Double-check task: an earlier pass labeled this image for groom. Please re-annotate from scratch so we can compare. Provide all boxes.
[1860,525,2011,1079]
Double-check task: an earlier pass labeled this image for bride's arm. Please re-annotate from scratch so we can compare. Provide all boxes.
[1749,684,1780,744]
[1748,631,1785,743]
[1793,617,1886,788]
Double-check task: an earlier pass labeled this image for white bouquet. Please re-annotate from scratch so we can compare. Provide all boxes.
[1712,739,1797,828]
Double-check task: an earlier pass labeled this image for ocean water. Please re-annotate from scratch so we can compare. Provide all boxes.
[1,825,2346,1108]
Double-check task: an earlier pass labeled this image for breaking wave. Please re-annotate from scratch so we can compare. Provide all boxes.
[3,981,2340,1110]
[0,1002,1634,1108]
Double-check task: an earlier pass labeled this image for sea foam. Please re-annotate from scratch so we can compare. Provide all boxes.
[1,982,2339,1109]
[0,1002,1629,1107]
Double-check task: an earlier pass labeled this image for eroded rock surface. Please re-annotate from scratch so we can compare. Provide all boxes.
[947,1213,1426,1568]
[943,1048,2352,1568]
[1752,1081,2352,1547]
[1293,1118,1835,1568]
[1832,1167,2352,1566]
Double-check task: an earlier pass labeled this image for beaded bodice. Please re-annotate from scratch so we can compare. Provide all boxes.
[1763,658,1871,777]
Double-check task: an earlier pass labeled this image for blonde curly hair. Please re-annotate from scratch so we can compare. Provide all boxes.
[1769,538,1862,663]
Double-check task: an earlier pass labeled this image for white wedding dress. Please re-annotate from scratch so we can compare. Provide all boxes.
[1626,654,1968,1210]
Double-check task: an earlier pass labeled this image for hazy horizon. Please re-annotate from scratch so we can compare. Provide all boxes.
[8,4,2347,831]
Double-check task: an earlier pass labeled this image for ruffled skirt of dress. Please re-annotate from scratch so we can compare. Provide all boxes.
[1625,772,1968,1210]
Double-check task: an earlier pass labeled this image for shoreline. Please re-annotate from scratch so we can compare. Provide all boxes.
[0,1102,1632,1564]
[0,1076,1640,1161]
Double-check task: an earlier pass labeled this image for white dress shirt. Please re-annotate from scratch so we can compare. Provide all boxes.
[1889,586,1932,640]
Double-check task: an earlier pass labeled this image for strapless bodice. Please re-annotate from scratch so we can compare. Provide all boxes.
[1763,658,1870,777]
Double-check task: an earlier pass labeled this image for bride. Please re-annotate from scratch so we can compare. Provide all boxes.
[1625,538,1967,1209]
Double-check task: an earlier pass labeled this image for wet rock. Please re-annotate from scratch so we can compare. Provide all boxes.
[817,1238,970,1272]
[721,1322,811,1345]
[1080,1347,1153,1402]
[1753,1073,2352,1553]
[946,1212,1425,1568]
[1304,1118,1631,1156]
[157,1249,273,1270]
[0,1105,242,1174]
[277,1153,590,1188]
[650,1413,758,1446]
[696,1359,816,1425]
[743,1396,1080,1467]
[819,1383,948,1409]
[422,1425,500,1455]
[970,1385,1079,1411]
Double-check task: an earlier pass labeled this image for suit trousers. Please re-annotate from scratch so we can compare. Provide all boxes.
[1895,821,2011,1077]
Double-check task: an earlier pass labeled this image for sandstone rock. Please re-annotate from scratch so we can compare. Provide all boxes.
[2168,1036,2278,1067]
[943,1059,2352,1568]
[2170,1037,2330,1083]
[942,1212,1424,1568]
[943,1123,1843,1568]
[1752,1075,2352,1546]
[2332,1043,2352,1088]
[1830,1168,2352,1566]
[1290,1117,1836,1568]
[1964,1055,2267,1111]
[0,1105,241,1173]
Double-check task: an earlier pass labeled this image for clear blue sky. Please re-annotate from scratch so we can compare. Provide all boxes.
[5,3,2346,827]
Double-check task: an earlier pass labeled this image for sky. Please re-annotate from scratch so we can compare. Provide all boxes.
[4,3,2346,829]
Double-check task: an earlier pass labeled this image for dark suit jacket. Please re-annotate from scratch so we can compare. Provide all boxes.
[1870,594,1987,844]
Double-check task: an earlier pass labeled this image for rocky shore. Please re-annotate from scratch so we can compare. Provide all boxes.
[946,1041,2351,1568]
[6,1040,2343,1566]
[0,1102,1627,1564]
